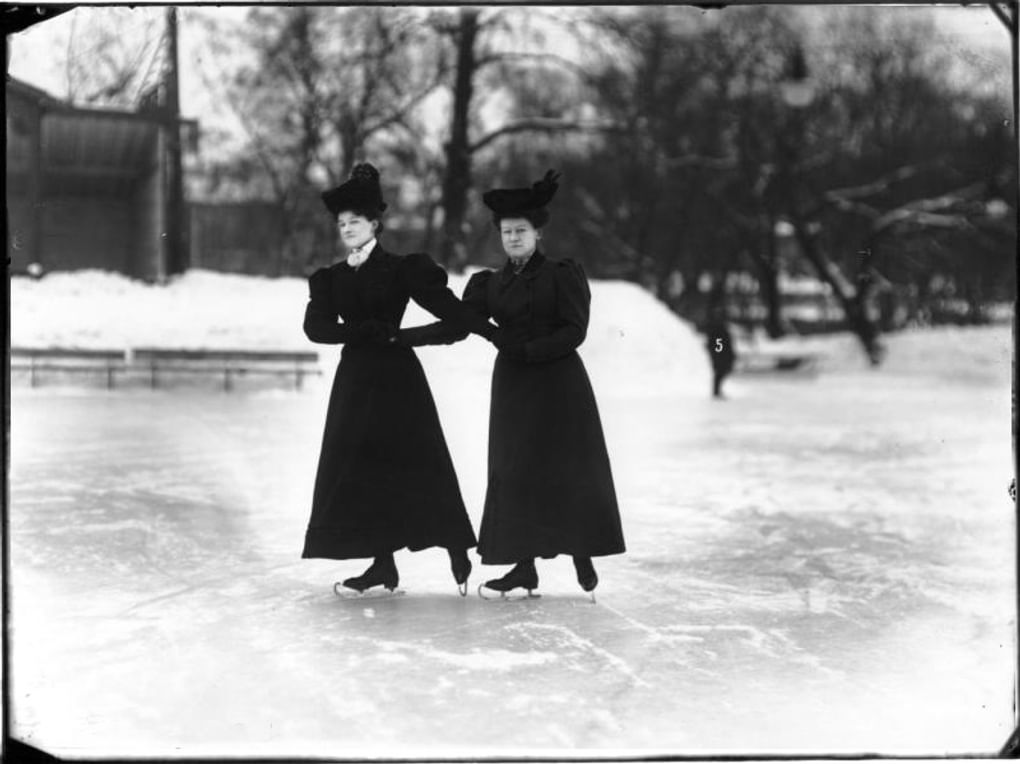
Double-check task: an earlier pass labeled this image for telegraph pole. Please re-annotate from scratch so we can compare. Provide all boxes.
[163,5,187,276]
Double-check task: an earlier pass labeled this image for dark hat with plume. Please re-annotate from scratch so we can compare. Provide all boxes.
[482,170,561,218]
[321,162,388,217]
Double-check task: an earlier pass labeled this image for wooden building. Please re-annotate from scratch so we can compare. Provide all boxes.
[189,201,288,277]
[6,76,194,280]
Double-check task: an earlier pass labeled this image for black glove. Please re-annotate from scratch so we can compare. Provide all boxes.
[491,328,529,361]
[396,322,468,347]
[394,329,418,348]
[477,322,499,342]
[357,319,397,345]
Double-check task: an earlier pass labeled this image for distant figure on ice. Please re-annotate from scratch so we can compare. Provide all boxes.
[462,170,625,602]
[301,162,493,596]
[704,305,737,399]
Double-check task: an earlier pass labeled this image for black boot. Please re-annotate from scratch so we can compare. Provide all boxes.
[573,556,598,599]
[342,553,399,593]
[448,548,472,596]
[482,558,538,595]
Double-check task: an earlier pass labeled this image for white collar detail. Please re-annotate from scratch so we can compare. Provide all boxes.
[347,238,377,269]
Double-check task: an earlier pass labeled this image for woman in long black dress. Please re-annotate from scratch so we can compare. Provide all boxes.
[463,170,625,600]
[302,163,493,595]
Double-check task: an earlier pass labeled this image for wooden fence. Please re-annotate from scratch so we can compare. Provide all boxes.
[189,202,287,276]
[12,347,321,391]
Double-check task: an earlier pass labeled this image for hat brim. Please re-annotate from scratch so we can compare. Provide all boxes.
[481,188,540,216]
[321,182,387,217]
[482,170,560,215]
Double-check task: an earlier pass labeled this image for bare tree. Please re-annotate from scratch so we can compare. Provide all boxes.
[428,7,622,270]
[54,8,165,108]
[789,8,1014,351]
[526,6,1013,359]
[192,6,447,273]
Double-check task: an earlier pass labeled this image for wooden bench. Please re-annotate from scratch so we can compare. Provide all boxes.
[12,347,322,391]
[131,348,321,391]
[11,347,126,389]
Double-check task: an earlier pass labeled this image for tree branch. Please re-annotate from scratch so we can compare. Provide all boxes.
[469,117,624,153]
[476,50,592,80]
[871,209,972,237]
[824,196,883,219]
[197,60,288,202]
[868,182,986,237]
[363,82,443,135]
[824,164,924,202]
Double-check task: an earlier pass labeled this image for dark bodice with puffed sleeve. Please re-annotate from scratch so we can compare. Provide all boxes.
[303,246,491,346]
[462,251,591,363]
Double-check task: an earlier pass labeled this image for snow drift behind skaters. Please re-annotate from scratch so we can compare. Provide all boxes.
[11,267,714,399]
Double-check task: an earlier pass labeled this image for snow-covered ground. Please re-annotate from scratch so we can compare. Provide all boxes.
[8,269,1016,758]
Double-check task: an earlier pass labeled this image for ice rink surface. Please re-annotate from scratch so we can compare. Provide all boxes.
[8,323,1015,759]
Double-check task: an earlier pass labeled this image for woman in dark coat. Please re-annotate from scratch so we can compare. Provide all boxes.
[302,163,493,595]
[463,170,625,600]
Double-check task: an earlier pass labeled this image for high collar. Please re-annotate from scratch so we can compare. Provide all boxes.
[348,237,378,257]
[343,239,379,269]
[500,250,545,282]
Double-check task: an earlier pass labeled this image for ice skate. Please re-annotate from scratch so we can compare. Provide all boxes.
[335,555,399,596]
[573,556,598,604]
[448,548,472,597]
[477,560,540,600]
[332,582,405,600]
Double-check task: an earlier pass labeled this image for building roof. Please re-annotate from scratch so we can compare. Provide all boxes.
[7,75,200,196]
[42,111,161,196]
[6,75,199,128]
[6,75,62,106]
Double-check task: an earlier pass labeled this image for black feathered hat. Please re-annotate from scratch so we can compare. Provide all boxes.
[482,170,561,224]
[321,162,388,217]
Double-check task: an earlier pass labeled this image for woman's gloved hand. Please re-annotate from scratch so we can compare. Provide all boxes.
[395,322,468,347]
[477,322,499,342]
[490,327,529,361]
[357,319,398,344]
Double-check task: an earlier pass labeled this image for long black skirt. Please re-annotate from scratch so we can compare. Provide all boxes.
[302,344,477,559]
[476,351,625,564]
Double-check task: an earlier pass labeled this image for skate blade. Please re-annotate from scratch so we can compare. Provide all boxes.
[503,591,541,602]
[333,582,405,600]
[477,583,540,601]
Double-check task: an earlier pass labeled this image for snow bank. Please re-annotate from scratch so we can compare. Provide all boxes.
[13,267,1010,397]
[11,269,310,351]
[11,267,712,398]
